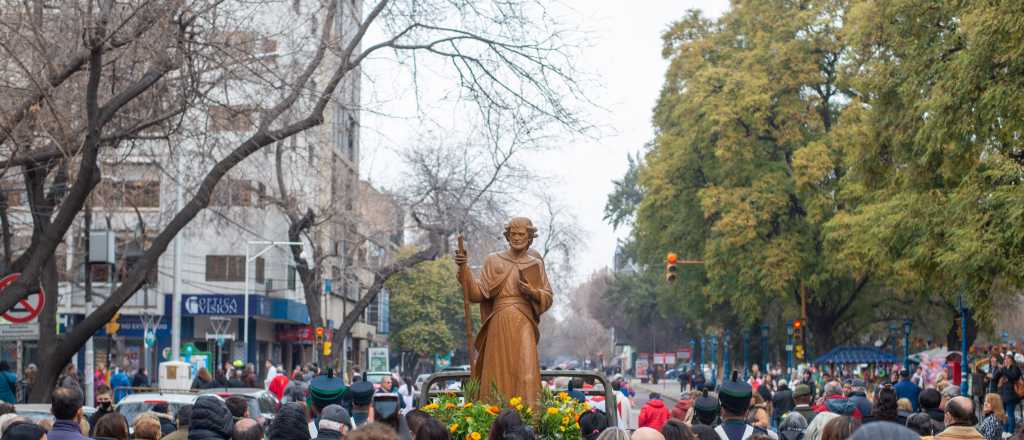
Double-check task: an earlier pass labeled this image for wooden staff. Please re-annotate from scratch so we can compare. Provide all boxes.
[457,234,476,367]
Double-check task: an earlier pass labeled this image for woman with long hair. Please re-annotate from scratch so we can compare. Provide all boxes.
[979,393,1008,440]
[821,416,860,440]
[868,385,898,423]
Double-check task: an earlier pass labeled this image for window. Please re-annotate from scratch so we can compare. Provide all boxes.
[212,179,256,207]
[346,116,356,161]
[205,255,245,282]
[287,265,296,290]
[209,105,256,132]
[95,180,160,208]
[255,257,265,283]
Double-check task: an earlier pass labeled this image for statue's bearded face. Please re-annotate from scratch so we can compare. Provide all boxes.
[506,225,531,251]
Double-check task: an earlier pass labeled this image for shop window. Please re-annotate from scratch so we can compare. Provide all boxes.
[206,255,246,282]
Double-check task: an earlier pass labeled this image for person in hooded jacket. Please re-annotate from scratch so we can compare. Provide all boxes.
[812,382,860,420]
[845,380,872,420]
[670,391,695,421]
[638,393,670,431]
[269,402,312,440]
[189,395,235,440]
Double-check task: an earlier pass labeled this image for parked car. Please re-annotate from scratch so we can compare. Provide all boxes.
[364,372,394,389]
[414,373,432,390]
[14,404,96,424]
[201,388,279,426]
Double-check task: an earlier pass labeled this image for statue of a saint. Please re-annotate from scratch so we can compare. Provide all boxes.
[455,217,553,406]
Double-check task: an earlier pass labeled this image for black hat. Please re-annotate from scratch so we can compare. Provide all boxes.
[693,388,720,423]
[349,381,374,406]
[318,404,352,432]
[719,372,753,415]
[309,371,348,410]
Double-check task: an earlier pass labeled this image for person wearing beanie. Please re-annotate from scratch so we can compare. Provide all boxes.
[316,404,353,440]
[693,389,720,427]
[771,380,795,428]
[920,388,947,433]
[579,409,608,440]
[638,392,670,431]
[714,373,758,440]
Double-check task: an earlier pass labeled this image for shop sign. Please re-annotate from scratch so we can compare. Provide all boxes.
[177,294,267,317]
[0,323,39,340]
[277,325,332,342]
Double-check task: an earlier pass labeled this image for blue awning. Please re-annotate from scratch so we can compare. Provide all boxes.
[812,346,900,364]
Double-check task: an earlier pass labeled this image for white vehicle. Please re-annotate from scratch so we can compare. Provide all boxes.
[114,392,212,424]
[14,404,96,424]
[200,388,279,426]
[414,373,431,390]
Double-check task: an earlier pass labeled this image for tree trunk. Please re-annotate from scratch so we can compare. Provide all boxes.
[30,254,61,402]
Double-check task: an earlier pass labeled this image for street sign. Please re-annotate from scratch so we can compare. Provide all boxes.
[0,273,45,324]
[144,330,156,347]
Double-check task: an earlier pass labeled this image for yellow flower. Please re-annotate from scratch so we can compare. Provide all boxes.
[450,424,459,433]
[582,402,591,410]
[559,426,566,432]
[510,397,523,407]
[445,403,456,409]
[562,416,571,425]
[464,402,473,408]
[488,406,500,415]
[471,433,482,440]
[547,407,559,415]
[425,403,439,410]
[515,404,524,411]
[558,392,570,401]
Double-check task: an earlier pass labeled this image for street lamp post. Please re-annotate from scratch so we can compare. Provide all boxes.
[689,338,696,376]
[959,294,970,396]
[786,321,794,375]
[903,320,912,372]
[244,241,303,364]
[742,330,750,380]
[710,335,719,387]
[761,324,769,373]
[723,330,731,379]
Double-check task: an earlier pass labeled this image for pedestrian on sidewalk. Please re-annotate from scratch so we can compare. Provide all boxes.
[993,353,1021,434]
[895,370,921,412]
[638,392,670,431]
[978,394,1006,440]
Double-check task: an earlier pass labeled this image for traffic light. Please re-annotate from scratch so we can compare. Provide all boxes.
[665,252,678,282]
[793,319,804,360]
[105,312,120,336]
[323,341,332,356]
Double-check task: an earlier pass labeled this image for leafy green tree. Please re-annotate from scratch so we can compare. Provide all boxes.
[631,0,884,351]
[825,0,1024,336]
[386,257,475,368]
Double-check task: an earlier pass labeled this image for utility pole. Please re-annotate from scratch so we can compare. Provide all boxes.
[84,203,94,406]
[171,157,183,362]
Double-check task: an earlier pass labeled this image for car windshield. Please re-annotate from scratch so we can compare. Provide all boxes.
[117,402,187,424]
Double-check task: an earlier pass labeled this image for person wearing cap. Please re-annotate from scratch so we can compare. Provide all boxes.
[894,369,922,411]
[846,379,872,420]
[308,370,350,437]
[692,389,720,427]
[348,381,376,428]
[770,380,795,428]
[792,384,815,423]
[715,374,761,440]
[315,404,352,440]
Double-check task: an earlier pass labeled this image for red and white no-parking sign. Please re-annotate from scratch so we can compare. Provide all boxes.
[0,273,45,324]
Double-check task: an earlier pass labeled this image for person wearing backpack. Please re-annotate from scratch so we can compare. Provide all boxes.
[993,353,1022,434]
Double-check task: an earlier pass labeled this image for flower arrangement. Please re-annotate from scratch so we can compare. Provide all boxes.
[422,389,590,440]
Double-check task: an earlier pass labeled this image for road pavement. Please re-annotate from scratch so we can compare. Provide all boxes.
[627,378,686,428]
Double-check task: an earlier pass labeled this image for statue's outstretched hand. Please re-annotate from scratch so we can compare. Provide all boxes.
[455,249,468,267]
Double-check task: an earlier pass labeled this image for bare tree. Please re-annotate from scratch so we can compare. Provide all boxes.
[0,0,588,401]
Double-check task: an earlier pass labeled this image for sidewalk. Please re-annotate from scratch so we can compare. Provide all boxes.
[630,378,685,404]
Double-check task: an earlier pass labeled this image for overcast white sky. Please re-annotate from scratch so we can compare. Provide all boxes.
[360,0,730,282]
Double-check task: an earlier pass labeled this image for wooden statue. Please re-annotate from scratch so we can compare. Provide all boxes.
[454,217,553,406]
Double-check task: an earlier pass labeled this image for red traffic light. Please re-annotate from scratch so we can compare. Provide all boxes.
[666,252,678,264]
[315,327,324,337]
[793,320,802,329]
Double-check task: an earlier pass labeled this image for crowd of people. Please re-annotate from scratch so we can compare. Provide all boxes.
[623,363,1024,440]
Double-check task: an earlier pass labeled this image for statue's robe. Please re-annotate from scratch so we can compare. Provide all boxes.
[464,250,553,406]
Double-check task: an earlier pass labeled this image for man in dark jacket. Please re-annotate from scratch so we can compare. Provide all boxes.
[793,384,816,423]
[771,380,796,427]
[48,387,89,440]
[919,388,946,433]
[190,395,235,440]
[132,367,151,388]
[88,385,115,434]
[315,405,352,440]
[269,402,312,440]
[152,402,178,435]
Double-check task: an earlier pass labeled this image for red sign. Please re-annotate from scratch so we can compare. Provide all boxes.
[0,273,44,324]
[277,326,332,343]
